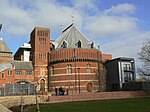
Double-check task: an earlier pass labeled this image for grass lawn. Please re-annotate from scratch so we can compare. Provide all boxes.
[25,97,150,112]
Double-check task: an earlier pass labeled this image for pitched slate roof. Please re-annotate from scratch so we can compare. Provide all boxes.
[54,24,99,49]
[0,62,12,72]
[0,38,12,53]
[12,61,33,70]
[0,61,33,72]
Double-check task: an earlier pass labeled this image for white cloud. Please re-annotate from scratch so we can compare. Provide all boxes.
[84,3,138,38]
[83,3,150,69]
[0,0,149,69]
[0,0,34,35]
[0,0,83,37]
[100,31,150,68]
[85,15,138,37]
[104,3,136,15]
[73,0,97,9]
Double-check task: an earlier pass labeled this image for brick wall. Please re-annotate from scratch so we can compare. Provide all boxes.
[102,54,112,60]
[49,61,101,92]
[48,91,150,103]
[0,91,149,108]
[0,56,13,64]
[49,48,102,62]
[0,68,35,85]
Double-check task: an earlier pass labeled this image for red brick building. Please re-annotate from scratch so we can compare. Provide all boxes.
[30,27,50,91]
[0,23,112,94]
[48,24,112,92]
[0,38,13,64]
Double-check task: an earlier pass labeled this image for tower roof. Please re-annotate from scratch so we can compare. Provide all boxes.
[0,38,12,53]
[54,24,99,49]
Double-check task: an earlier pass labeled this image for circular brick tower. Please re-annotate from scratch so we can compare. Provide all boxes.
[48,24,106,93]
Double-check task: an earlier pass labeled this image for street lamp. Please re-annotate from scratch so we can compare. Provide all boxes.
[35,82,40,112]
[20,82,25,112]
[74,48,77,92]
[78,68,80,93]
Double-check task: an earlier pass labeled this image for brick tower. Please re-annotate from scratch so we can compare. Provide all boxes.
[30,27,50,91]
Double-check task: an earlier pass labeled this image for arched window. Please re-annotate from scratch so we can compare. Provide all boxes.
[67,64,72,74]
[62,41,67,48]
[87,64,91,73]
[91,42,94,49]
[1,72,4,79]
[52,44,55,50]
[50,66,54,75]
[40,79,45,91]
[77,40,81,48]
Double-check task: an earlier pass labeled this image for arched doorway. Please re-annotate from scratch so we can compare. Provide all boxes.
[86,83,93,92]
[40,79,45,91]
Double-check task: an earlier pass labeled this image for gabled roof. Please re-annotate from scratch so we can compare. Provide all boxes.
[0,38,12,53]
[12,61,33,70]
[0,61,33,72]
[54,24,99,49]
[0,62,12,72]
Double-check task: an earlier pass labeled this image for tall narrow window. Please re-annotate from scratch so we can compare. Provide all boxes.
[87,64,91,73]
[62,41,67,48]
[8,70,12,76]
[91,42,94,49]
[16,70,22,75]
[45,38,46,45]
[77,40,81,48]
[51,44,55,50]
[1,72,4,79]
[124,72,132,82]
[123,64,131,70]
[67,64,72,74]
[40,79,45,91]
[50,66,54,75]
[45,31,48,37]
[26,70,32,75]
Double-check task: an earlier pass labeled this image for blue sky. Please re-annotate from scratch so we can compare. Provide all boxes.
[0,0,150,66]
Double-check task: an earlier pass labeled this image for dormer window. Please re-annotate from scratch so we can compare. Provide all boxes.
[62,41,67,48]
[50,43,55,51]
[77,40,81,48]
[91,42,94,49]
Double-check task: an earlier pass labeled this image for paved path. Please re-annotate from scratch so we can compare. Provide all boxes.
[0,104,12,112]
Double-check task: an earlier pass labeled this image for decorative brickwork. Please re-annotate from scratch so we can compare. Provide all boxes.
[0,25,112,93]
[30,27,50,91]
[0,56,13,64]
[48,48,106,92]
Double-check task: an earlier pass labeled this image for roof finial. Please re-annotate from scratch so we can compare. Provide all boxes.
[71,15,75,24]
[60,24,64,32]
[98,45,100,50]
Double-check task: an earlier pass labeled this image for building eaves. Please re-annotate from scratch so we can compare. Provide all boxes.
[105,57,134,63]
[0,62,12,72]
[0,39,12,53]
[12,61,33,70]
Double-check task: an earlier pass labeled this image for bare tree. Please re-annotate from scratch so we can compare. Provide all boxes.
[137,40,150,79]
